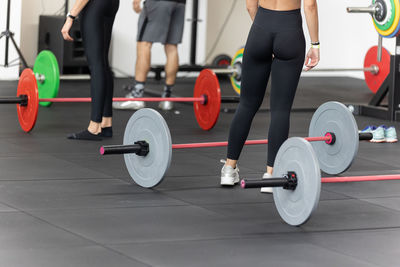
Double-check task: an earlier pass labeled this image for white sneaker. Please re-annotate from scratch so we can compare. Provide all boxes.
[260,172,273,193]
[220,160,239,186]
[112,92,145,110]
[159,101,174,111]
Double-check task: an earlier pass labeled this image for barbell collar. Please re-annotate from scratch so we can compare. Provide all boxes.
[100,141,149,156]
[0,95,28,106]
[347,5,378,14]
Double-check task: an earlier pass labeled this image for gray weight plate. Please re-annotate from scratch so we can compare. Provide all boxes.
[123,108,172,188]
[309,101,359,175]
[273,137,321,226]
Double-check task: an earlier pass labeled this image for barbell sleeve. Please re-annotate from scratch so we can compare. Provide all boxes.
[100,132,371,156]
[359,132,373,141]
[241,172,297,190]
[0,95,27,106]
[242,174,400,190]
[212,68,236,75]
[346,5,377,14]
[36,73,91,83]
[100,141,149,156]
[240,178,289,189]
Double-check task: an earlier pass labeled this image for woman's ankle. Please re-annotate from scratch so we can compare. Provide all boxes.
[101,117,112,128]
[88,121,101,134]
[226,159,237,169]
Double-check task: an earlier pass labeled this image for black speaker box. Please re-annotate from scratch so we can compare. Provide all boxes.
[38,15,88,74]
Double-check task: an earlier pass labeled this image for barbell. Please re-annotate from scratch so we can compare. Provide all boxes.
[2,68,243,132]
[240,137,400,226]
[99,101,372,188]
[32,50,242,107]
[230,45,390,95]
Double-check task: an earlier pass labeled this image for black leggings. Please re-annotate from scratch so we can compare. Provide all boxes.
[80,0,119,123]
[227,7,305,167]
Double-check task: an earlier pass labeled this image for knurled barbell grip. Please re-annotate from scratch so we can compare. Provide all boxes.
[100,141,149,156]
[0,95,28,106]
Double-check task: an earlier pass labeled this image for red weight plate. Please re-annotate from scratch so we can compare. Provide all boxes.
[364,46,391,93]
[193,69,221,130]
[17,69,39,132]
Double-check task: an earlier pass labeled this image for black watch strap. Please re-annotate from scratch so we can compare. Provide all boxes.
[67,13,77,20]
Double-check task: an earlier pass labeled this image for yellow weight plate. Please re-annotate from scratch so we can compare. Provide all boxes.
[374,0,400,36]
[230,47,244,95]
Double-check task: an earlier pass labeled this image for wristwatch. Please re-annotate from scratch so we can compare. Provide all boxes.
[67,12,77,20]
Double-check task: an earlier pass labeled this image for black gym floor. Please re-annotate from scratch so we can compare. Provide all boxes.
[0,76,399,267]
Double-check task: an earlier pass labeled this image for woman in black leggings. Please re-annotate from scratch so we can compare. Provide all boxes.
[221,0,320,190]
[61,0,119,140]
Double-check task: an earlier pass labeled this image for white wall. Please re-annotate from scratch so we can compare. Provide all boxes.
[205,0,251,64]
[206,0,397,79]
[0,0,22,80]
[2,0,398,80]
[20,0,65,66]
[301,0,396,79]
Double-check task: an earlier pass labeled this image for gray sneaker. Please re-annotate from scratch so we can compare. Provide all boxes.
[384,126,398,143]
[112,92,145,110]
[260,172,273,193]
[220,160,239,186]
[159,101,174,111]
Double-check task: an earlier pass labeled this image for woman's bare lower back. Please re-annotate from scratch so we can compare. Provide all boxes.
[259,0,301,11]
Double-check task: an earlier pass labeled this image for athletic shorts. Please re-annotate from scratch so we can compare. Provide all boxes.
[137,0,185,44]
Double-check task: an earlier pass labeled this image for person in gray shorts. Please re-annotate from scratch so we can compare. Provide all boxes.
[113,0,186,111]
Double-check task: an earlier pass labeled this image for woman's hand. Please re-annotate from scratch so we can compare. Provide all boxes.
[304,47,320,71]
[61,18,74,42]
[133,0,142,13]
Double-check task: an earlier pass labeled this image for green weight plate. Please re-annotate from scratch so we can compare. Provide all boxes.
[123,108,172,188]
[309,101,359,175]
[273,137,321,226]
[373,0,395,31]
[33,50,60,107]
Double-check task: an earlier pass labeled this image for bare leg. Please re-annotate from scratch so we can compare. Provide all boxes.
[225,159,237,169]
[135,41,153,82]
[267,166,273,175]
[164,44,179,85]
[101,117,112,128]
